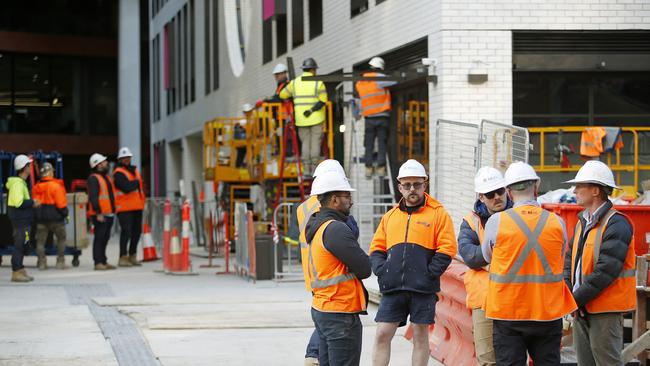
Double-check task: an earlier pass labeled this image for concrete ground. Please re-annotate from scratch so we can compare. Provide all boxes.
[0,239,442,366]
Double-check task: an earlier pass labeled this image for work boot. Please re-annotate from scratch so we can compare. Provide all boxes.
[365,166,374,179]
[11,269,33,283]
[118,256,133,267]
[37,257,48,271]
[304,357,319,366]
[375,165,387,176]
[129,254,142,266]
[94,263,109,271]
[105,263,117,270]
[56,256,66,270]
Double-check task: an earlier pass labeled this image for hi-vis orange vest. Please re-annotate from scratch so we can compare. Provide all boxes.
[298,195,321,291]
[463,212,489,310]
[571,209,636,314]
[309,220,367,313]
[355,72,391,117]
[113,167,145,213]
[580,128,607,157]
[87,173,114,216]
[486,206,577,321]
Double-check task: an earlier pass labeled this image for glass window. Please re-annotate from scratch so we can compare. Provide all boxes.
[204,0,211,95]
[0,53,11,133]
[13,54,50,133]
[351,0,368,17]
[309,0,322,39]
[593,75,650,115]
[513,73,589,115]
[51,57,81,134]
[88,59,117,135]
[292,0,304,48]
[262,18,273,64]
[212,0,219,91]
[276,13,288,56]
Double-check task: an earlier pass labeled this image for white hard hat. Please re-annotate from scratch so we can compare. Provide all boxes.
[474,166,505,194]
[369,57,385,70]
[313,159,346,178]
[504,161,540,188]
[13,154,31,171]
[397,159,428,180]
[273,63,288,74]
[565,160,618,189]
[242,103,254,112]
[117,147,133,159]
[89,153,108,169]
[310,171,356,196]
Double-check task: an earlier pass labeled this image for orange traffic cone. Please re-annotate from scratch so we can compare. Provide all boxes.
[142,223,159,262]
[169,228,182,272]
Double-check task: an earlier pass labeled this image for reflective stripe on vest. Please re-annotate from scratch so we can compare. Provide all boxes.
[113,167,145,212]
[356,72,391,117]
[490,210,564,284]
[299,200,320,249]
[308,220,356,289]
[291,75,326,126]
[88,173,114,215]
[592,210,636,279]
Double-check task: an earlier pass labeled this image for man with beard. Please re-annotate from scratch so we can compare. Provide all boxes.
[458,166,511,366]
[370,159,457,366]
[305,170,371,366]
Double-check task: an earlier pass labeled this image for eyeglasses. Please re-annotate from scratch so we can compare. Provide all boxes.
[484,187,506,199]
[399,182,425,191]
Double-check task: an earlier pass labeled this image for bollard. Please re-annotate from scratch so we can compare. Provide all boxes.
[163,199,171,271]
[181,199,191,272]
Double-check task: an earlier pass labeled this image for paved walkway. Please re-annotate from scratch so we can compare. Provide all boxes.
[0,239,441,365]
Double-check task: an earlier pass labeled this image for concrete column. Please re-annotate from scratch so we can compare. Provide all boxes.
[118,0,142,168]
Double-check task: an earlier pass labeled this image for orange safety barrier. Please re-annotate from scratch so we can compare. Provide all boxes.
[543,203,650,255]
[163,199,172,271]
[169,228,181,271]
[406,260,476,366]
[168,200,194,274]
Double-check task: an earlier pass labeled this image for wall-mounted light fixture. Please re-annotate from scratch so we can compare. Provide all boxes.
[468,60,489,84]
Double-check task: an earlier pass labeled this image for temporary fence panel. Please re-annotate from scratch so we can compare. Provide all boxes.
[433,119,480,234]
[272,202,303,282]
[351,202,396,253]
[479,119,529,171]
[233,202,256,281]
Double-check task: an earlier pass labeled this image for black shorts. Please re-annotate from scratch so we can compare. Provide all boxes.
[375,291,438,326]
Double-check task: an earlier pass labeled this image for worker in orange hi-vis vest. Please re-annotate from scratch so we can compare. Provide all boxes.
[480,162,577,366]
[355,57,396,179]
[458,166,512,366]
[87,153,117,271]
[113,147,146,268]
[564,160,636,366]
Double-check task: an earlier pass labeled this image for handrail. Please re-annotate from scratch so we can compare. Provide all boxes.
[527,126,650,189]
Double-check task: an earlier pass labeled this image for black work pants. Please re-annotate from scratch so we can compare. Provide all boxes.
[364,116,389,167]
[493,319,562,366]
[92,216,114,265]
[117,210,143,257]
[11,223,30,271]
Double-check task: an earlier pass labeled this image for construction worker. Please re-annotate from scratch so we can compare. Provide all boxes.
[33,162,68,270]
[480,162,577,365]
[305,171,371,366]
[88,153,117,271]
[113,147,145,267]
[279,57,328,177]
[370,159,457,366]
[256,63,290,106]
[294,159,359,365]
[355,56,396,179]
[564,160,636,366]
[458,166,512,366]
[6,154,40,282]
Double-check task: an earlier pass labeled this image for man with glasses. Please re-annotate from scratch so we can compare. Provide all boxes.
[370,159,457,366]
[458,167,512,366]
[305,171,371,366]
[480,162,576,365]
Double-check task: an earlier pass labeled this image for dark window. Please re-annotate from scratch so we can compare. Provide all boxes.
[190,0,195,101]
[351,0,368,17]
[152,34,160,122]
[212,0,219,91]
[263,18,273,64]
[376,0,387,4]
[513,74,589,115]
[0,53,12,133]
[165,24,171,115]
[13,54,50,133]
[176,11,183,110]
[292,0,304,48]
[276,14,287,56]
[183,4,189,106]
[204,0,211,94]
[51,57,81,134]
[308,0,322,39]
[88,59,117,135]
